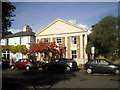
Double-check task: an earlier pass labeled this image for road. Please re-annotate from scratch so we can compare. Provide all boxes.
[2,68,120,90]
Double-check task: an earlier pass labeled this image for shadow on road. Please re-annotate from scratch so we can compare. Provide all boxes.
[2,69,78,90]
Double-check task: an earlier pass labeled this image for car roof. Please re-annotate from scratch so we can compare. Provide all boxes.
[91,59,107,61]
[54,58,72,60]
[19,59,29,60]
[88,59,111,63]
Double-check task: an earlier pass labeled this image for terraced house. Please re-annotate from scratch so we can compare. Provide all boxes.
[36,19,88,65]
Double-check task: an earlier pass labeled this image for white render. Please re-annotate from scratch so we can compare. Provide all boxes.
[0,39,6,45]
[1,25,35,61]
[36,18,88,65]
[8,36,34,49]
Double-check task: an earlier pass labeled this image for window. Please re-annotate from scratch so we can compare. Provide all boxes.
[98,60,109,65]
[3,54,6,59]
[71,50,77,59]
[7,54,10,60]
[57,37,62,44]
[37,39,40,43]
[71,36,77,44]
[54,59,60,62]
[91,60,98,64]
[44,38,48,42]
[2,50,10,60]
[24,59,27,62]
[20,59,24,63]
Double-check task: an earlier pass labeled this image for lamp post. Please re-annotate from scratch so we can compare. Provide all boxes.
[91,46,95,60]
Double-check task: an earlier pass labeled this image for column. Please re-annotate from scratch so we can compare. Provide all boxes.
[84,34,88,59]
[65,36,68,58]
[77,35,80,59]
[80,34,83,58]
[36,53,40,61]
[50,37,53,42]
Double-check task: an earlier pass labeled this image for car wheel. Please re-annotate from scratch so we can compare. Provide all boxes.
[26,66,30,70]
[11,65,15,69]
[86,68,92,74]
[66,66,71,72]
[114,69,120,75]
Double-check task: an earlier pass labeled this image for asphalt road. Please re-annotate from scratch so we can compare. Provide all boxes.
[2,68,120,90]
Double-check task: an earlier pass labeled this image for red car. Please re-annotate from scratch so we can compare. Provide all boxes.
[11,59,38,70]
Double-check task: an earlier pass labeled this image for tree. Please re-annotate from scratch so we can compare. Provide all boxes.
[28,42,66,62]
[2,2,16,38]
[86,41,92,60]
[90,16,119,60]
[2,45,12,52]
[2,45,28,55]
[10,45,28,54]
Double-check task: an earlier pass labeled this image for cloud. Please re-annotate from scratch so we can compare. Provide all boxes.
[68,19,88,28]
[68,20,77,24]
[77,24,87,28]
[8,28,22,34]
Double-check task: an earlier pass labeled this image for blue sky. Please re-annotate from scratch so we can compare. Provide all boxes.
[10,2,118,33]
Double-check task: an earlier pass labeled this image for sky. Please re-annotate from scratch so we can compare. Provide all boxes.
[10,2,118,33]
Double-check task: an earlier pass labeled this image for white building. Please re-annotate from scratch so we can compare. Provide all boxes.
[36,18,88,65]
[1,25,35,61]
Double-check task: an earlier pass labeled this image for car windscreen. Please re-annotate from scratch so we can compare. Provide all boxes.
[97,60,110,65]
[29,59,36,63]
[53,59,60,62]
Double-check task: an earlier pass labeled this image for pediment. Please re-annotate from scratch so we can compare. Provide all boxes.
[36,19,87,36]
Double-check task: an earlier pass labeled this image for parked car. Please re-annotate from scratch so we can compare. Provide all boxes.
[11,59,38,70]
[41,58,78,72]
[84,59,120,74]
[2,59,11,69]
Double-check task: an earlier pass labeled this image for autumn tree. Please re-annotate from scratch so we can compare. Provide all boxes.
[90,16,119,60]
[28,42,66,62]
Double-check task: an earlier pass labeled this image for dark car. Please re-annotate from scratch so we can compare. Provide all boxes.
[41,58,78,72]
[84,59,120,74]
[11,59,38,70]
[2,59,11,69]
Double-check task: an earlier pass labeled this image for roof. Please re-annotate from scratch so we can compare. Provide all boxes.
[2,31,13,39]
[36,18,88,36]
[4,31,35,38]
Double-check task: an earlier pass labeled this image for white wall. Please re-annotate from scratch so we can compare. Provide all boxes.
[0,39,6,45]
[9,37,20,46]
[21,36,30,49]
[8,36,35,49]
[1,36,35,60]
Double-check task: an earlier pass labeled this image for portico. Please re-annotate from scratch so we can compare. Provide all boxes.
[36,18,88,65]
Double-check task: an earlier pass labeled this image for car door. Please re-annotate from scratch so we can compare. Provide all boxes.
[15,59,21,68]
[51,58,60,70]
[18,59,24,68]
[58,59,66,70]
[21,59,27,68]
[90,60,101,72]
[97,60,111,73]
